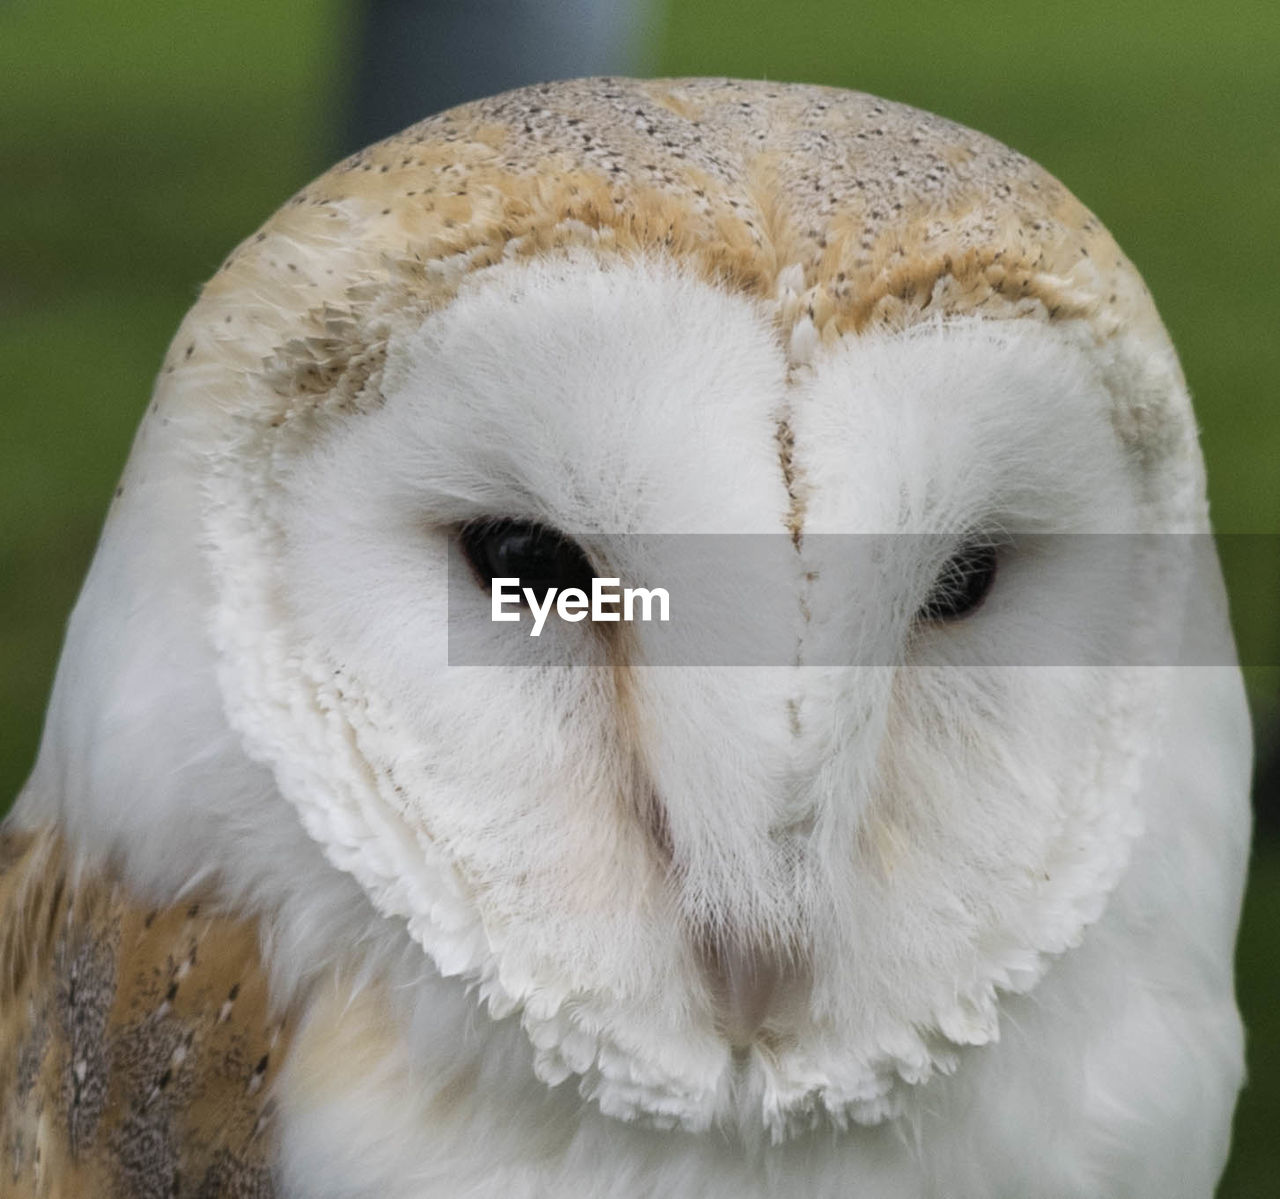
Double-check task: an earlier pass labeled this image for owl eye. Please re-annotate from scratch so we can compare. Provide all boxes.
[918,540,998,622]
[458,518,595,604]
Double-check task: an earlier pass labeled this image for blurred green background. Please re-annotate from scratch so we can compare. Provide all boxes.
[1,2,1276,1192]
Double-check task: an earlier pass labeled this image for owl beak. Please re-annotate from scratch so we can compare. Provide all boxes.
[699,934,788,1048]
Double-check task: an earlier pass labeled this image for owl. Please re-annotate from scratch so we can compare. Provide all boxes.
[0,78,1251,1198]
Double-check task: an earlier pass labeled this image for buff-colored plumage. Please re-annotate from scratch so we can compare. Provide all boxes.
[176,76,1158,417]
[0,829,285,1197]
[3,78,1248,1198]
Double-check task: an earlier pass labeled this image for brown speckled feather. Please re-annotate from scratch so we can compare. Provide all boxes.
[157,77,1163,409]
[102,77,1183,544]
[212,74,1148,336]
[0,827,288,1198]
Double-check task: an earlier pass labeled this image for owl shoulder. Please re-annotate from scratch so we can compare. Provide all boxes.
[0,822,290,1197]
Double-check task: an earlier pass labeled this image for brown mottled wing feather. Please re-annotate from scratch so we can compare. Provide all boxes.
[0,826,289,1198]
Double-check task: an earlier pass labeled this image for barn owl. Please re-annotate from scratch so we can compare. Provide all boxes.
[1,77,1251,1198]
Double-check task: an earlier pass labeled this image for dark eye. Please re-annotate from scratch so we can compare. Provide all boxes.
[918,540,998,622]
[458,518,594,604]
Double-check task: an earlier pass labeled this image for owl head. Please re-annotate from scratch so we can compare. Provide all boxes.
[25,78,1235,1142]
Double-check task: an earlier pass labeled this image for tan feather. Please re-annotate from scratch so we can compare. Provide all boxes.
[165,78,1158,416]
[0,827,288,1198]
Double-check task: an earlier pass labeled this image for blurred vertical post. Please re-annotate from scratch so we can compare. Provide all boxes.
[343,0,661,154]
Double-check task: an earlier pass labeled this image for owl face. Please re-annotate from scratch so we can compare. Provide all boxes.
[27,78,1222,1149]
[202,249,1177,1135]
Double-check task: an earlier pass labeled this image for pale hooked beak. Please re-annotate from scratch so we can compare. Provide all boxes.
[699,934,792,1048]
